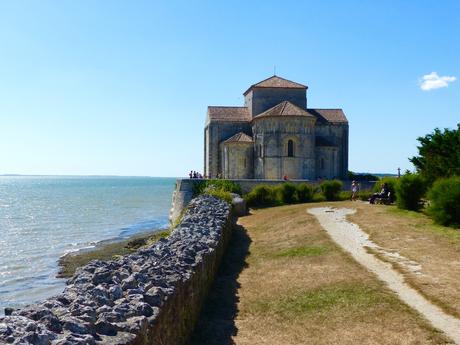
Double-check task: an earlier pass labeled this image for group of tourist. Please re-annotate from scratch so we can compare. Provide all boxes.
[189,170,204,179]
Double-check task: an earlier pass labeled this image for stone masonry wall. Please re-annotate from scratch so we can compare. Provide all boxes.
[245,88,307,117]
[0,195,234,345]
[169,179,194,225]
[204,121,252,178]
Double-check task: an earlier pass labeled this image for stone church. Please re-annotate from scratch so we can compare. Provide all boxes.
[204,75,349,180]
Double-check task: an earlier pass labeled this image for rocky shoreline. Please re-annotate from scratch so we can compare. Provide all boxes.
[57,229,170,279]
[0,195,234,344]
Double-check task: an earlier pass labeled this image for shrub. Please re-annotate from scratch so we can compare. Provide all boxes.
[358,191,373,201]
[339,191,352,201]
[244,185,277,207]
[275,183,298,204]
[320,180,343,201]
[312,193,326,202]
[193,179,242,196]
[395,173,427,211]
[372,177,399,201]
[204,188,233,204]
[427,176,460,227]
[296,183,314,203]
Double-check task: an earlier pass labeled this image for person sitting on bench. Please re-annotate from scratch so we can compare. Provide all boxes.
[369,183,390,204]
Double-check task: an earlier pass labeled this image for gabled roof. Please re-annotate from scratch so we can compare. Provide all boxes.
[207,106,251,123]
[252,101,314,120]
[307,109,348,124]
[223,132,253,144]
[243,75,307,95]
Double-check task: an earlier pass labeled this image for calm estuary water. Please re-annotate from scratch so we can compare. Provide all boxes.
[0,176,176,314]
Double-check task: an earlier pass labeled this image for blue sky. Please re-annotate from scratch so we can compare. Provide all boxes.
[0,1,458,177]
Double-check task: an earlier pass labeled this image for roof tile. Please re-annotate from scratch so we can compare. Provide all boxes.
[207,106,250,123]
[223,132,253,143]
[244,76,307,95]
[307,109,348,124]
[253,101,314,120]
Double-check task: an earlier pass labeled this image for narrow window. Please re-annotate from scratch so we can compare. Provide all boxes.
[320,158,325,170]
[243,158,246,168]
[287,140,294,157]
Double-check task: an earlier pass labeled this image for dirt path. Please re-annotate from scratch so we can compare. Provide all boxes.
[308,207,460,345]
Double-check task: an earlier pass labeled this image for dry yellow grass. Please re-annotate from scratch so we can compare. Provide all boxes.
[190,203,451,345]
[348,201,460,319]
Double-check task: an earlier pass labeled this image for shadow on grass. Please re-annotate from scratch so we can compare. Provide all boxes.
[188,224,251,345]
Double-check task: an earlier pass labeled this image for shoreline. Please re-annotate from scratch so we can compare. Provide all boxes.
[0,228,171,316]
[57,228,170,278]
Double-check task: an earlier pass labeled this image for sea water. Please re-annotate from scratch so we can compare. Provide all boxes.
[0,176,176,313]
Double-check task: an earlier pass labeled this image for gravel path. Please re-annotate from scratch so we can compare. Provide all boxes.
[308,207,460,345]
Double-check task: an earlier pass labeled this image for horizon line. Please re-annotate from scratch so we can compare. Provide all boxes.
[0,174,182,178]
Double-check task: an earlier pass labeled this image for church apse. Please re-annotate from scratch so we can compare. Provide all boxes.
[204,75,348,180]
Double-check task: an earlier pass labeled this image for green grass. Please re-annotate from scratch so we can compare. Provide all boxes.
[276,245,329,258]
[58,229,170,278]
[387,206,460,242]
[250,283,393,317]
[204,189,233,203]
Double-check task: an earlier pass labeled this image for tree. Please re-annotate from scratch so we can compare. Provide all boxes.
[410,124,460,184]
[347,171,379,181]
[395,173,426,211]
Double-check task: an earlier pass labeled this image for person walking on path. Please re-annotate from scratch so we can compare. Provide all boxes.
[351,181,359,201]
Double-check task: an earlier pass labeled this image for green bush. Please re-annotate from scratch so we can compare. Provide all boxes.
[244,185,278,207]
[372,177,399,201]
[427,176,460,227]
[358,191,373,201]
[275,183,298,204]
[312,193,326,202]
[204,188,233,204]
[296,183,314,203]
[339,191,352,201]
[193,179,242,196]
[395,173,427,211]
[320,180,343,201]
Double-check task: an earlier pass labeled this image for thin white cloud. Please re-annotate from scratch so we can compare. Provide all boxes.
[420,72,456,91]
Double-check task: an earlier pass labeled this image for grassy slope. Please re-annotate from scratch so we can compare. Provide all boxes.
[190,202,450,345]
[348,202,460,319]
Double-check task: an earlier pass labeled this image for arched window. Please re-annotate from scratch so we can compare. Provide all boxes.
[287,140,294,157]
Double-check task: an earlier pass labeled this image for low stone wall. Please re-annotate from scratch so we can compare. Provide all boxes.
[169,179,376,224]
[0,195,233,345]
[169,179,195,225]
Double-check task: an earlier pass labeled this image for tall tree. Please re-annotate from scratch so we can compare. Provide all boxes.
[410,124,460,184]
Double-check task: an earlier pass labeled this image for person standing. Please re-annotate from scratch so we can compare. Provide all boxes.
[351,180,359,201]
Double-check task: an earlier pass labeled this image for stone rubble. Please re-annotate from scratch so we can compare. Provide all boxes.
[0,195,231,345]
